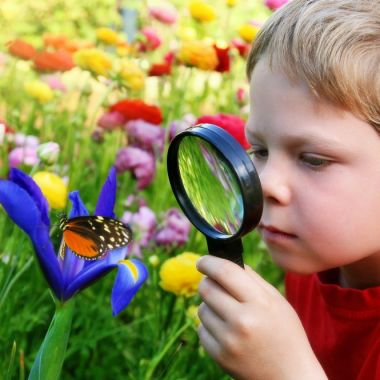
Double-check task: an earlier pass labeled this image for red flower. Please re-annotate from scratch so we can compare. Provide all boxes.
[196,113,250,149]
[149,61,171,76]
[109,99,163,125]
[149,51,175,76]
[231,38,251,58]
[0,119,14,139]
[33,50,74,72]
[7,39,36,60]
[213,43,231,73]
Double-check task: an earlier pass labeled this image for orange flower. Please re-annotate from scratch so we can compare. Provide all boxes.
[7,39,36,60]
[33,50,74,72]
[178,40,218,71]
[43,34,92,53]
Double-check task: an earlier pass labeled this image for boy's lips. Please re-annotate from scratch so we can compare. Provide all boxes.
[258,224,297,241]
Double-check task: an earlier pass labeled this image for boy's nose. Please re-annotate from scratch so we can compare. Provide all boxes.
[258,159,291,205]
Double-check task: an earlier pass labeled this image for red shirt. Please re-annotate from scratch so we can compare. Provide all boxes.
[286,270,380,380]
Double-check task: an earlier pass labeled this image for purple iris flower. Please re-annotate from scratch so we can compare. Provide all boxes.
[0,167,148,316]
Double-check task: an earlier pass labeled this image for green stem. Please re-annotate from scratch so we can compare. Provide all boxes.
[28,298,75,380]
[144,321,191,380]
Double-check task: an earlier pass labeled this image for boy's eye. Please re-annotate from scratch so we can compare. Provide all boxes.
[300,154,331,169]
[247,147,268,160]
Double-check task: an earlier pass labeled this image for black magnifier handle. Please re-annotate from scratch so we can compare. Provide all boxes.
[206,237,244,268]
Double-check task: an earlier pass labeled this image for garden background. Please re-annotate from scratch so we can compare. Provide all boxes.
[0,0,285,378]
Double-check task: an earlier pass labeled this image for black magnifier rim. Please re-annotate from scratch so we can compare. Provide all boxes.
[167,123,263,241]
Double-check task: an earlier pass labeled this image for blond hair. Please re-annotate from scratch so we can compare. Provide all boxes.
[246,0,380,129]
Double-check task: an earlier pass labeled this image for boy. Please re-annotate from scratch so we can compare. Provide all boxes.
[196,1,380,379]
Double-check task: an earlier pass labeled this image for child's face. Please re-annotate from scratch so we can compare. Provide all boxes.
[246,59,380,277]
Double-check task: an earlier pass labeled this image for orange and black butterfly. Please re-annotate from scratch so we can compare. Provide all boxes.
[59,215,133,260]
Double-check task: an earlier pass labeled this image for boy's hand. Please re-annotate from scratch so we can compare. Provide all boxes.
[196,255,327,380]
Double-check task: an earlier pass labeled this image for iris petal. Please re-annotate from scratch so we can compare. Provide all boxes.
[68,191,89,218]
[0,180,41,237]
[111,259,148,316]
[9,168,50,228]
[95,166,117,218]
[63,247,128,299]
[63,258,114,299]
[0,178,63,298]
[32,224,64,299]
[60,191,89,286]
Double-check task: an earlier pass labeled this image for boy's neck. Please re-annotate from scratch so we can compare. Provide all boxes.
[339,253,380,289]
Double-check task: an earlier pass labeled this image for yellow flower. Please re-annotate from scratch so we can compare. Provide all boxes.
[226,0,238,6]
[74,48,113,77]
[116,44,130,57]
[188,0,216,23]
[96,27,120,45]
[176,27,197,41]
[32,171,67,209]
[24,81,54,103]
[178,40,218,71]
[238,24,260,43]
[187,305,201,326]
[118,60,145,91]
[159,252,203,297]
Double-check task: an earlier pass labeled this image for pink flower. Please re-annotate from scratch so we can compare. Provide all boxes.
[264,0,289,11]
[114,146,156,189]
[41,74,66,92]
[122,206,157,247]
[169,113,196,141]
[235,87,248,105]
[138,27,162,52]
[13,133,39,147]
[9,146,39,167]
[149,5,178,25]
[125,119,165,155]
[196,113,250,149]
[97,111,125,131]
[155,208,191,246]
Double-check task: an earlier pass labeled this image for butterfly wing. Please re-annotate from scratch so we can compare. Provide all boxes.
[61,216,133,260]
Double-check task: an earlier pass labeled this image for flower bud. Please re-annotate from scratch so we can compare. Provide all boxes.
[148,255,160,267]
[37,142,60,165]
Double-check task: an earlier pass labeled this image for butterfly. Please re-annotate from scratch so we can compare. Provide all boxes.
[59,215,133,260]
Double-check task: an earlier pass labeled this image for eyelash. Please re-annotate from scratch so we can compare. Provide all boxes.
[247,147,268,160]
[247,148,331,171]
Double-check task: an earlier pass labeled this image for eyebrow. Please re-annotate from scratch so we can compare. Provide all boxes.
[246,130,349,153]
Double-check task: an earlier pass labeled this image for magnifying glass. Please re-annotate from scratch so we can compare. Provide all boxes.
[167,123,263,268]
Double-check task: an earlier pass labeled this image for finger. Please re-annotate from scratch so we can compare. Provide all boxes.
[198,322,222,360]
[245,265,280,295]
[198,302,227,341]
[197,255,264,302]
[198,277,239,320]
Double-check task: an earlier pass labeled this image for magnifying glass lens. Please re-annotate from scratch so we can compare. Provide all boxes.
[178,136,243,236]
